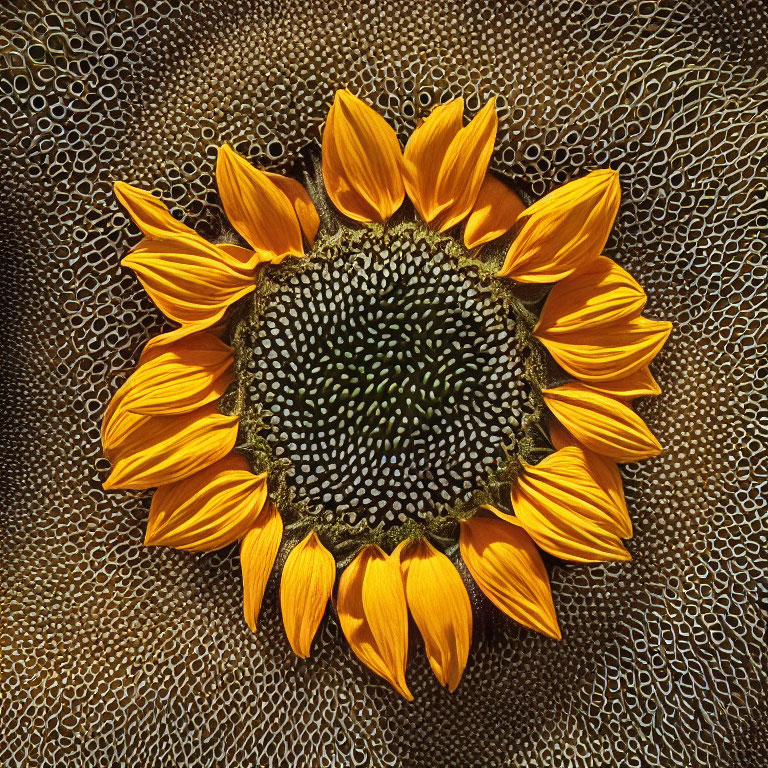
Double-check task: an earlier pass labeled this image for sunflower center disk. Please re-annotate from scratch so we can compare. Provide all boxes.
[241,226,530,529]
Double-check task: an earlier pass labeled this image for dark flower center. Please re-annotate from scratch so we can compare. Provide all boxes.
[236,223,533,530]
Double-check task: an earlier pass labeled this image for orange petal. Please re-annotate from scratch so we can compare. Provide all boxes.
[322,89,404,222]
[433,97,498,231]
[543,382,663,462]
[120,333,233,416]
[539,316,672,383]
[264,172,320,246]
[403,98,464,222]
[498,169,621,282]
[548,421,630,534]
[217,243,264,270]
[102,330,232,459]
[459,516,560,639]
[507,446,632,561]
[114,182,196,241]
[535,256,646,336]
[280,531,336,658]
[337,545,413,699]
[103,373,138,460]
[401,539,472,691]
[216,144,303,261]
[580,367,661,400]
[241,501,283,632]
[463,174,525,250]
[548,418,581,453]
[136,322,228,365]
[103,403,239,490]
[122,235,256,326]
[144,453,267,551]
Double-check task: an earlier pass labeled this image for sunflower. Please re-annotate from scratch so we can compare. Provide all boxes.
[103,88,671,699]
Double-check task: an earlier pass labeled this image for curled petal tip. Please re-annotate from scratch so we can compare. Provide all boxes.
[114,181,197,241]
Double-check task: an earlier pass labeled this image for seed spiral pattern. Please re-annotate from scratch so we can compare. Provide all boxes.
[243,226,529,527]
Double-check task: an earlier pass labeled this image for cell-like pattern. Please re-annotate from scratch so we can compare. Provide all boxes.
[0,1,766,767]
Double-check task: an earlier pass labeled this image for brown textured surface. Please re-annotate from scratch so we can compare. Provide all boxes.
[1,0,767,766]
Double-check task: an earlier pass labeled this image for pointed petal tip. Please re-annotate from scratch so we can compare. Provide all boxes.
[335,87,355,104]
[396,682,414,701]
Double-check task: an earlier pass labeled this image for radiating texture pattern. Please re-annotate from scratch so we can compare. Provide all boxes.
[0,1,766,767]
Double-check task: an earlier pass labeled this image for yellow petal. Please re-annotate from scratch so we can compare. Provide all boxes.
[216,144,304,261]
[264,172,320,246]
[103,403,239,490]
[535,256,646,336]
[135,322,230,366]
[114,181,196,240]
[548,417,581,453]
[543,383,663,462]
[102,375,138,460]
[459,516,560,639]
[102,330,232,460]
[582,367,661,400]
[145,453,267,551]
[217,243,264,270]
[120,333,233,416]
[508,447,632,562]
[539,316,672,382]
[361,543,412,698]
[401,539,472,692]
[241,501,283,631]
[322,89,405,222]
[122,235,256,326]
[338,545,413,699]
[433,97,498,231]
[463,174,525,250]
[548,421,630,535]
[498,169,621,282]
[280,531,336,658]
[403,98,464,222]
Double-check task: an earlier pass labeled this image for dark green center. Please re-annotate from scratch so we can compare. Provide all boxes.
[235,223,535,531]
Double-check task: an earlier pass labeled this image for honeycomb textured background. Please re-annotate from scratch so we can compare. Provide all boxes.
[1,0,767,765]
